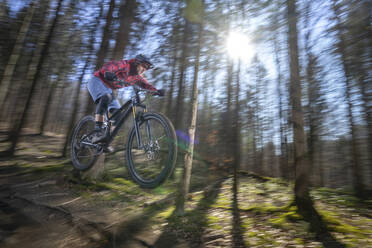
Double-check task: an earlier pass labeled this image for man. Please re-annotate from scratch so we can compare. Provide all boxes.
[87,54,163,146]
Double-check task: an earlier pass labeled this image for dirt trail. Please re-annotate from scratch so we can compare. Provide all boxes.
[0,134,183,248]
[0,168,104,247]
[0,159,182,248]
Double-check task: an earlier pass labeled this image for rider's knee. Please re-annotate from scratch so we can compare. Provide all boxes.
[100,93,112,104]
[95,94,113,115]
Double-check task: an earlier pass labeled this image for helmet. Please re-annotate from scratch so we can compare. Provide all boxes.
[135,54,154,69]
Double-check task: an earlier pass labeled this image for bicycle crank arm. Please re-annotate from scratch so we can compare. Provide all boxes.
[81,141,101,149]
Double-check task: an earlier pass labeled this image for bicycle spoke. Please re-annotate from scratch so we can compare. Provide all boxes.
[155,134,166,141]
[76,148,95,158]
[71,116,99,170]
[127,113,177,188]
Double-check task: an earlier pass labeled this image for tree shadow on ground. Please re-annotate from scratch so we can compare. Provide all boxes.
[0,200,39,245]
[103,196,175,248]
[231,174,247,248]
[296,197,346,248]
[152,178,226,248]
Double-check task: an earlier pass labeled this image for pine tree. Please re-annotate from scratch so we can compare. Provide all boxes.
[112,0,138,60]
[175,0,204,215]
[2,0,64,157]
[331,0,365,197]
[0,1,35,107]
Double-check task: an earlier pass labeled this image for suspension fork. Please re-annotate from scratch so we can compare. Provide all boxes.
[133,106,142,149]
[145,109,153,144]
[133,106,153,149]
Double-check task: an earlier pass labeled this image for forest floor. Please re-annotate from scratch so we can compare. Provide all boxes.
[0,133,371,248]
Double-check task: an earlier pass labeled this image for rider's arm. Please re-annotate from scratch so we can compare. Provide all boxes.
[126,75,157,92]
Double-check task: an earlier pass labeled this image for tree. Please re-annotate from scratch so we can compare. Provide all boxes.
[247,55,268,174]
[112,0,138,60]
[331,0,365,197]
[0,1,35,108]
[345,0,372,186]
[303,1,327,186]
[62,1,103,157]
[286,2,345,246]
[270,2,289,179]
[95,0,115,70]
[85,0,115,116]
[39,1,79,135]
[0,0,11,80]
[173,19,190,131]
[164,23,181,118]
[2,0,64,157]
[175,0,204,215]
[286,0,309,206]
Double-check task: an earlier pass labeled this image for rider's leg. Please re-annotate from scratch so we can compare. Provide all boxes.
[87,76,114,131]
[95,93,113,130]
[108,99,121,133]
[90,93,113,144]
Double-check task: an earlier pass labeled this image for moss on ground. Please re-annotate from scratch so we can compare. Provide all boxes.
[155,206,175,220]
[2,134,371,248]
[319,210,366,237]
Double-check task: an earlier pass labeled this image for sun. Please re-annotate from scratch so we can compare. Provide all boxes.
[226,31,254,62]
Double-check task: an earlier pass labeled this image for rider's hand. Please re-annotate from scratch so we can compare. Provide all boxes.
[155,89,165,96]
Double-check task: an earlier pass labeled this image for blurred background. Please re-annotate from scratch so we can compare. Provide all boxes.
[0,0,370,194]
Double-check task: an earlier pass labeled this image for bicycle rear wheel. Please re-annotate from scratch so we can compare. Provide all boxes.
[126,112,177,188]
[71,116,101,171]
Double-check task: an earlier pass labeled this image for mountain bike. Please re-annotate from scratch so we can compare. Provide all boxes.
[70,85,177,188]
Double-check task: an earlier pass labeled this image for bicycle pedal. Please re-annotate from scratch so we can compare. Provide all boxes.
[103,146,114,153]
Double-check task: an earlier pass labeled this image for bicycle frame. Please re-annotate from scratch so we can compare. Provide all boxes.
[105,88,151,149]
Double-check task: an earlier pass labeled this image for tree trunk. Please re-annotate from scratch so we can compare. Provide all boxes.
[173,20,190,131]
[253,76,260,174]
[222,58,234,163]
[0,1,35,108]
[0,1,8,21]
[95,0,115,70]
[84,0,115,117]
[62,66,86,156]
[272,17,288,179]
[62,2,103,157]
[175,18,203,216]
[306,54,316,185]
[283,13,343,244]
[286,0,310,202]
[165,57,176,116]
[52,79,70,134]
[303,1,327,187]
[112,0,138,60]
[233,58,241,178]
[165,28,179,117]
[349,0,372,187]
[2,0,64,157]
[35,62,52,129]
[39,73,60,134]
[332,0,365,197]
[39,28,74,135]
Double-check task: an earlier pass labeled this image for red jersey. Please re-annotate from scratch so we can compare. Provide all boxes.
[93,59,157,91]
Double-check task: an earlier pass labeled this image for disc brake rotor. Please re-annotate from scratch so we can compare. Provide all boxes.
[144,140,160,161]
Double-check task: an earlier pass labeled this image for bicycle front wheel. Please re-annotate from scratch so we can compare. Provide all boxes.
[126,112,177,188]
